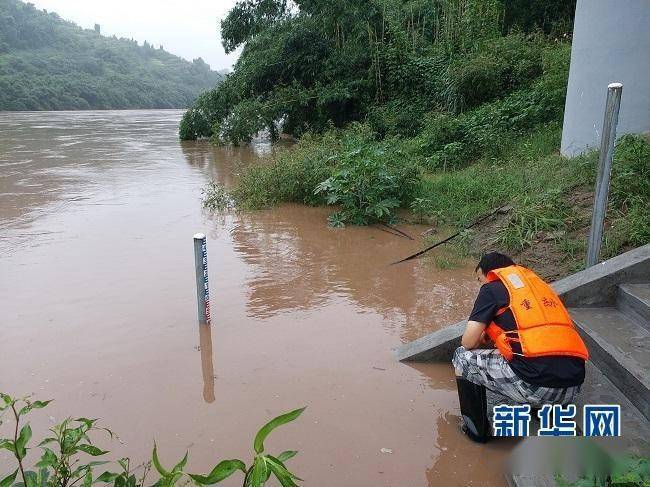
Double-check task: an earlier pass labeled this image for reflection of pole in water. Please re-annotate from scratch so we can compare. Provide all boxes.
[199,323,215,403]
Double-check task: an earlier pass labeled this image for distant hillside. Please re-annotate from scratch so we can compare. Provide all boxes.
[0,0,223,110]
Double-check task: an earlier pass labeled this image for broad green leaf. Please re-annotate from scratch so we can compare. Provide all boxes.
[0,439,13,452]
[266,457,299,487]
[38,467,50,487]
[19,400,52,416]
[267,455,302,482]
[95,472,119,483]
[31,400,51,409]
[253,407,306,454]
[172,452,188,473]
[152,443,170,477]
[75,444,108,456]
[277,451,298,462]
[248,457,267,487]
[24,470,38,487]
[82,471,92,487]
[162,472,183,487]
[188,459,246,485]
[35,448,57,468]
[38,437,56,447]
[16,424,32,459]
[75,417,97,427]
[0,469,18,487]
[71,461,109,479]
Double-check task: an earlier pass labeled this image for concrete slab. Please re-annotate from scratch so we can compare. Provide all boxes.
[395,244,650,362]
[576,362,650,455]
[618,282,650,327]
[570,307,650,420]
[394,319,465,362]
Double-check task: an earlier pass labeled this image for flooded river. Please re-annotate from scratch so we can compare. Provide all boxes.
[0,110,511,486]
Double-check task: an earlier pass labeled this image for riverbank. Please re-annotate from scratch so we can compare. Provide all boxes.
[204,120,649,281]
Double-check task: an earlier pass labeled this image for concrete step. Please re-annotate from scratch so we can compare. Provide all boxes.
[569,307,650,420]
[576,362,649,454]
[618,282,650,328]
[506,363,650,486]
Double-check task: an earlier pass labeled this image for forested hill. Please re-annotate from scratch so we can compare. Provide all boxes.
[0,0,223,110]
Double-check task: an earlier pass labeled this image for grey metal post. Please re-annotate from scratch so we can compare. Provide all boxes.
[193,233,211,324]
[585,83,623,268]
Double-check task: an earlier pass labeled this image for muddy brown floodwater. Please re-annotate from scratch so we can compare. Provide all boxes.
[0,110,513,486]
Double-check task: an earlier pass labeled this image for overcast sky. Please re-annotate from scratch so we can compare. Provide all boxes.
[29,0,241,71]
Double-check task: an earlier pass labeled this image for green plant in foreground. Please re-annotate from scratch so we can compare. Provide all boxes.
[1,393,305,487]
[556,455,650,486]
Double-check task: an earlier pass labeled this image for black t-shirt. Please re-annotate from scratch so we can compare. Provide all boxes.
[469,280,585,388]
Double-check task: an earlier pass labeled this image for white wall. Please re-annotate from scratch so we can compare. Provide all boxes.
[561,0,650,157]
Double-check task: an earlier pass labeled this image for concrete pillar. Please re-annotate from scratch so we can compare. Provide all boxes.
[560,0,650,157]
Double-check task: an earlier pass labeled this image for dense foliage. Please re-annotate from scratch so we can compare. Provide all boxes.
[194,0,649,261]
[180,0,575,142]
[0,0,223,110]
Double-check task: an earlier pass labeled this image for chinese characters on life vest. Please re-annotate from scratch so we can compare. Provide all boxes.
[492,404,621,437]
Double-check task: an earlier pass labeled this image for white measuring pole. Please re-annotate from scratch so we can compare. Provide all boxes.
[586,82,623,268]
[193,233,211,324]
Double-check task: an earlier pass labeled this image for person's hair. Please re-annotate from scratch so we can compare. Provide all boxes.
[475,252,515,274]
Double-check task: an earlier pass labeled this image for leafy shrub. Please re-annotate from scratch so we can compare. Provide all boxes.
[231,131,339,209]
[604,134,650,254]
[411,42,570,170]
[410,197,437,224]
[0,393,305,487]
[443,35,545,112]
[315,142,417,226]
[366,100,428,138]
[179,108,213,140]
[557,454,649,486]
[610,135,650,209]
[227,125,419,225]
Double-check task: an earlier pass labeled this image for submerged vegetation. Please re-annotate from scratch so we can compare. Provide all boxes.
[193,0,648,271]
[0,0,222,110]
[0,393,305,487]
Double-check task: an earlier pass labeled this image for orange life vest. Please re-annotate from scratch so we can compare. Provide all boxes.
[484,265,589,362]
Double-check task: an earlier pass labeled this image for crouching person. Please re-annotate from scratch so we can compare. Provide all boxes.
[452,252,589,442]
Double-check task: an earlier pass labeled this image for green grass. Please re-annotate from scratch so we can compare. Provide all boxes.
[415,122,595,226]
[415,126,648,260]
